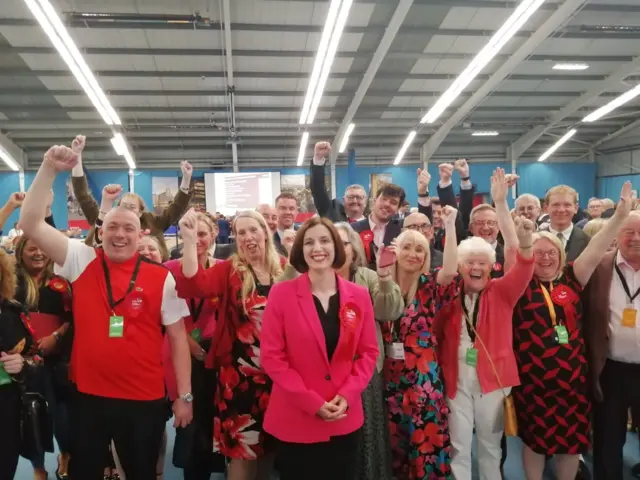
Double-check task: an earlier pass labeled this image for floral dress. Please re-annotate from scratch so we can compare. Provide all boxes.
[383,274,456,480]
[213,281,273,459]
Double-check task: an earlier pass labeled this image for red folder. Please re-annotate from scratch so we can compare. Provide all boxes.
[29,313,63,340]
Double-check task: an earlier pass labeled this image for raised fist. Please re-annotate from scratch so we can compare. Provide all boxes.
[179,209,198,243]
[438,163,454,183]
[71,135,86,155]
[102,184,123,202]
[43,145,78,173]
[454,158,469,178]
[441,205,458,228]
[7,192,25,209]
[314,141,331,159]
[181,161,193,178]
[416,168,431,195]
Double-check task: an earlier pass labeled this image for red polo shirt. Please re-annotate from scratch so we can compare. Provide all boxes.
[55,240,189,401]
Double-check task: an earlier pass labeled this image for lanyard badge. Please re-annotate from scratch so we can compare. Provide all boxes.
[102,255,142,339]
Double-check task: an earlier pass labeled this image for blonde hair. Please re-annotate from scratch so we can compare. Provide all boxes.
[470,203,496,223]
[0,248,17,302]
[545,185,578,205]
[583,218,606,238]
[14,236,55,309]
[230,210,283,313]
[197,212,218,248]
[392,229,431,303]
[120,192,147,212]
[532,231,566,278]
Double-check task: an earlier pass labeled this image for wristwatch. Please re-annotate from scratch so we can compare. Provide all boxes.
[179,393,194,403]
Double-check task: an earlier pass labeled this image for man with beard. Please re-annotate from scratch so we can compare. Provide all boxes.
[351,184,405,270]
[310,141,367,223]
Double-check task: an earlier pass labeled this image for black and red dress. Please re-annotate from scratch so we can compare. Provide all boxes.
[512,264,590,455]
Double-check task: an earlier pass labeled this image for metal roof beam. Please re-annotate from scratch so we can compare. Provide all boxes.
[510,55,640,159]
[0,132,27,172]
[420,0,589,162]
[592,119,640,149]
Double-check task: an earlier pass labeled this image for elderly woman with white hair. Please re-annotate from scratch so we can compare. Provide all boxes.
[512,182,633,480]
[435,168,536,480]
[383,206,459,479]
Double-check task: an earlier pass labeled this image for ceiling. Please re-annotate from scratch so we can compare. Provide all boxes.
[1,0,640,171]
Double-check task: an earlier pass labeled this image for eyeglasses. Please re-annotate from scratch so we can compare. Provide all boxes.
[405,224,432,232]
[345,195,365,201]
[533,250,559,259]
[473,220,498,228]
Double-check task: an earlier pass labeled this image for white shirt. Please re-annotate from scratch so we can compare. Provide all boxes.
[55,240,189,326]
[459,293,478,359]
[608,251,640,363]
[7,228,22,239]
[549,224,573,248]
[368,216,388,251]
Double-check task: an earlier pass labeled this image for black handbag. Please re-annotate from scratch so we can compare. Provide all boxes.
[19,386,54,461]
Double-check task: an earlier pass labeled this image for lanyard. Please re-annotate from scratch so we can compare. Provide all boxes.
[461,285,481,342]
[189,299,205,322]
[539,282,558,327]
[615,264,640,304]
[101,254,142,314]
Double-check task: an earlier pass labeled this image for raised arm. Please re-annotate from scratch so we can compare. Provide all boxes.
[416,168,433,222]
[310,141,333,218]
[574,181,633,286]
[437,163,465,242]
[368,260,405,322]
[20,146,78,267]
[437,205,459,284]
[491,168,519,270]
[454,159,474,231]
[151,161,193,232]
[0,193,24,233]
[69,135,101,225]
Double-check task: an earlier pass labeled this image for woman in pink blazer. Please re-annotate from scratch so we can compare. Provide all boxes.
[261,217,379,480]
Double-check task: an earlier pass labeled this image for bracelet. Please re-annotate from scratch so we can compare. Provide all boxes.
[418,193,429,198]
[520,244,532,249]
[461,176,470,181]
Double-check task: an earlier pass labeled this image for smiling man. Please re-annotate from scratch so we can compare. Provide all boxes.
[19,144,193,479]
[543,185,590,262]
[274,193,298,257]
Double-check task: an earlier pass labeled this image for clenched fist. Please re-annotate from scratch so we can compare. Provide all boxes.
[314,141,331,159]
[43,146,78,173]
[417,168,431,195]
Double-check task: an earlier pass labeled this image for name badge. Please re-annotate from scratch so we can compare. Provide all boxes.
[622,308,637,328]
[465,347,478,367]
[385,342,405,360]
[0,365,12,386]
[554,325,569,345]
[109,315,124,338]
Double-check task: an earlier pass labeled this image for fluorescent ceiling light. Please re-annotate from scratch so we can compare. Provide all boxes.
[297,131,310,166]
[421,0,545,124]
[23,0,121,126]
[110,134,126,156]
[338,123,355,153]
[471,130,499,136]
[538,129,577,162]
[552,63,589,71]
[0,149,20,171]
[123,150,136,170]
[393,130,417,166]
[582,84,640,123]
[299,0,353,125]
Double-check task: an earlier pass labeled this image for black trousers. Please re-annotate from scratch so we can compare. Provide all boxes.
[593,359,640,480]
[0,384,21,480]
[278,429,361,480]
[69,392,167,480]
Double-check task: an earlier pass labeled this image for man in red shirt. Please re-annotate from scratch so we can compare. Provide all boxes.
[20,144,193,479]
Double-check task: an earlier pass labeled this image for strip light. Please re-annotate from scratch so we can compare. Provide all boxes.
[471,130,500,136]
[538,129,577,162]
[111,134,136,169]
[553,63,589,71]
[338,123,355,153]
[23,0,121,126]
[394,130,417,165]
[421,0,546,124]
[297,131,310,166]
[582,84,640,123]
[0,149,20,171]
[299,0,353,125]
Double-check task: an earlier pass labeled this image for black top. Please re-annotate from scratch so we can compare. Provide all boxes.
[312,292,341,361]
[0,300,34,358]
[15,274,69,318]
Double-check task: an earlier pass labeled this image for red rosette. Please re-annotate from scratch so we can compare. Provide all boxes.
[339,303,360,330]
[47,276,69,294]
[550,284,578,306]
[359,230,375,264]
[334,302,361,363]
[492,262,502,272]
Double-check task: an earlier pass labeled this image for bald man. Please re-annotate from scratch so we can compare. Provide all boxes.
[403,212,443,269]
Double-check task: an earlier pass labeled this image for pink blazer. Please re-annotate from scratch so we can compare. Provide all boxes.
[261,273,379,444]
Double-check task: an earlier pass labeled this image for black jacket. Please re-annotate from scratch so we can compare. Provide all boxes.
[351,217,403,270]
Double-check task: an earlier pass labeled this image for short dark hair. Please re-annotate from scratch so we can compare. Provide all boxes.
[289,217,346,273]
[376,183,406,205]
[431,197,441,207]
[275,192,297,206]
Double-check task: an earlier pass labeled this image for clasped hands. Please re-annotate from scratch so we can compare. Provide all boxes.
[317,394,348,422]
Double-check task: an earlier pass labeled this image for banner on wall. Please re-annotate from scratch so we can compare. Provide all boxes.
[152,177,179,215]
[281,174,331,222]
[178,176,206,212]
[66,177,90,230]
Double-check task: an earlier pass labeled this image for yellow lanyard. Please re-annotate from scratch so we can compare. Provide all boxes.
[539,283,558,327]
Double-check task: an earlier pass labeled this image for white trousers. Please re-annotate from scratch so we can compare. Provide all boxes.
[447,359,510,480]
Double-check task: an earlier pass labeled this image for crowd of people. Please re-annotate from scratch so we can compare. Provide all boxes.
[0,136,638,480]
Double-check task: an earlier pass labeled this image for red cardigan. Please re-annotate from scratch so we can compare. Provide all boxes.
[436,250,535,399]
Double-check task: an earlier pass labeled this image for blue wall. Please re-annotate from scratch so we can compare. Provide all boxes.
[0,161,596,230]
[597,174,640,200]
